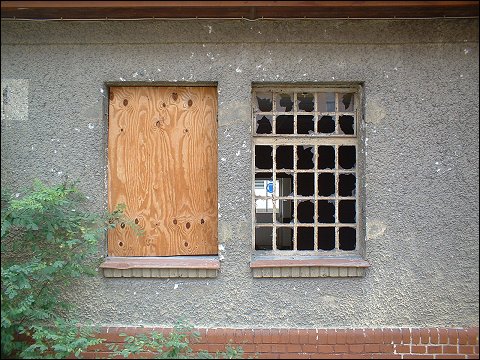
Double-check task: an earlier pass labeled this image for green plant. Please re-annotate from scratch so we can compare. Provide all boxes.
[107,320,245,359]
[1,180,125,359]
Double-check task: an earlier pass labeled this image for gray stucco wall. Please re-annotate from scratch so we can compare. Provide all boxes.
[1,18,478,329]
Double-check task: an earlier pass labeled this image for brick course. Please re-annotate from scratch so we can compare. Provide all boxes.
[79,327,479,359]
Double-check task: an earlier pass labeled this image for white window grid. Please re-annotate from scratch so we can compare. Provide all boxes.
[252,86,361,255]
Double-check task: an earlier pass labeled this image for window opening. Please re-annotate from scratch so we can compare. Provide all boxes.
[253,86,360,254]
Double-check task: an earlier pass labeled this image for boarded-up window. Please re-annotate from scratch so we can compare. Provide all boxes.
[107,86,218,256]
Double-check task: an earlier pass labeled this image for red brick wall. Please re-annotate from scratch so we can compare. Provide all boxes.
[82,327,479,359]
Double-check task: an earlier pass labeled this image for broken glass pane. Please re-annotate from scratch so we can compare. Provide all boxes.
[277,173,293,197]
[318,146,335,169]
[318,227,335,250]
[276,93,294,112]
[276,200,293,223]
[318,92,335,112]
[255,145,273,169]
[297,145,314,169]
[256,115,272,134]
[297,227,314,250]
[318,173,335,196]
[297,173,314,196]
[340,93,354,112]
[256,92,273,112]
[318,200,335,223]
[276,227,293,250]
[276,115,294,134]
[338,146,356,169]
[297,200,314,223]
[255,226,273,250]
[339,200,356,223]
[318,115,335,134]
[339,174,356,197]
[276,145,294,170]
[339,227,356,250]
[297,115,314,134]
[297,92,314,112]
[339,115,355,135]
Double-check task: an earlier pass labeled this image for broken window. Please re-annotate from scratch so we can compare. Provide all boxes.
[253,86,360,254]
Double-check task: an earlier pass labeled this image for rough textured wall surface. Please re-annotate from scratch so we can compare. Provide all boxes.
[1,19,478,328]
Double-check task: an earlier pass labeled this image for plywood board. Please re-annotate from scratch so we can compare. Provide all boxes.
[108,86,218,256]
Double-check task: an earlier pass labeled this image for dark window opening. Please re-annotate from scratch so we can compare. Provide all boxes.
[277,93,294,112]
[339,227,356,250]
[297,93,314,112]
[297,227,314,250]
[256,115,272,134]
[318,227,335,250]
[338,146,356,169]
[318,200,335,223]
[276,115,294,134]
[297,173,314,196]
[255,145,273,169]
[318,115,335,133]
[276,145,294,169]
[318,146,335,169]
[340,93,354,111]
[297,200,314,223]
[318,173,335,197]
[277,227,293,250]
[339,115,354,135]
[256,93,272,112]
[297,115,314,134]
[277,172,294,196]
[339,174,356,197]
[297,146,314,169]
[339,200,356,223]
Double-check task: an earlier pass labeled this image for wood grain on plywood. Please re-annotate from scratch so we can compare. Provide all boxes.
[108,86,218,256]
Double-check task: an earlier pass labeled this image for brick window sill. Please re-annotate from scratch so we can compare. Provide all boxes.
[250,256,370,278]
[100,256,220,278]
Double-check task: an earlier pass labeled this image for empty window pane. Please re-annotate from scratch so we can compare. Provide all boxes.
[297,173,314,196]
[339,200,356,223]
[276,115,294,134]
[339,115,355,135]
[256,115,272,134]
[339,227,356,250]
[318,173,335,197]
[318,200,335,223]
[255,146,273,169]
[297,200,314,223]
[339,146,356,169]
[276,200,294,224]
[276,146,294,169]
[297,146,315,169]
[318,146,335,169]
[297,227,314,250]
[318,227,335,250]
[318,115,335,133]
[339,174,356,197]
[297,115,314,134]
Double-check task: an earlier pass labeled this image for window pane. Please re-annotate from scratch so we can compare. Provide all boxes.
[255,227,273,250]
[276,115,294,134]
[318,92,335,112]
[276,227,293,250]
[276,93,294,112]
[318,227,335,250]
[256,115,272,134]
[256,92,272,112]
[297,92,314,112]
[297,227,314,250]
[255,145,273,169]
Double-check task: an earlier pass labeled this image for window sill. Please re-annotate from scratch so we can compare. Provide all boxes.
[250,255,370,278]
[100,256,220,278]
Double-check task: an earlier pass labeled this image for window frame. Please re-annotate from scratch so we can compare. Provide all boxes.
[251,84,366,260]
